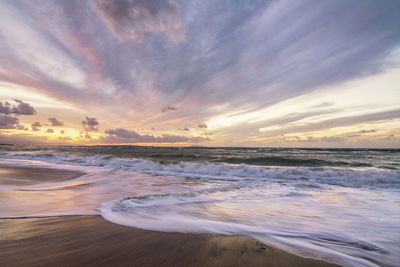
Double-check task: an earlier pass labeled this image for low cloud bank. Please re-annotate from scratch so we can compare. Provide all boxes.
[103,128,208,143]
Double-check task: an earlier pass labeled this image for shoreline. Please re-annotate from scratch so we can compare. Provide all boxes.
[0,164,342,267]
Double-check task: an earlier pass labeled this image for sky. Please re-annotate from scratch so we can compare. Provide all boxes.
[0,0,399,147]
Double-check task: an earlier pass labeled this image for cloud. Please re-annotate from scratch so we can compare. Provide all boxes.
[259,109,340,129]
[31,121,41,131]
[105,128,140,139]
[12,99,37,115]
[358,129,377,133]
[147,0,400,115]
[0,115,19,129]
[80,131,92,140]
[48,117,63,126]
[82,116,99,131]
[262,109,400,136]
[161,105,177,113]
[198,123,208,128]
[0,100,36,130]
[0,101,12,114]
[16,124,26,131]
[104,128,208,143]
[311,102,335,109]
[46,128,54,133]
[92,0,185,42]
[2,0,399,121]
[0,1,399,147]
[32,122,41,127]
[0,100,36,115]
[309,136,346,143]
[179,127,190,131]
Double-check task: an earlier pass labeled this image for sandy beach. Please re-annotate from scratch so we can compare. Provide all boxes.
[0,165,342,267]
[0,215,342,267]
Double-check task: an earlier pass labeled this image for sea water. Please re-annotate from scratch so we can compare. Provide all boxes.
[0,146,399,267]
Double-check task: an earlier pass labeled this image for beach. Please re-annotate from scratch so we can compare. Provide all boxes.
[1,0,399,265]
[0,165,341,267]
[0,147,398,267]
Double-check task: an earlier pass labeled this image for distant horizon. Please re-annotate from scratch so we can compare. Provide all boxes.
[1,143,399,150]
[1,1,399,148]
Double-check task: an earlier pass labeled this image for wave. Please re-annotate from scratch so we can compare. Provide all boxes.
[2,146,399,169]
[214,156,373,167]
[99,192,390,267]
[0,152,399,189]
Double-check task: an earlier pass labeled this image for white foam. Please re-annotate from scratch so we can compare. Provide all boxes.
[1,152,399,189]
[99,186,398,267]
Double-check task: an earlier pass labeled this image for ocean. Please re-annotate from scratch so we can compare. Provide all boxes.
[0,146,399,267]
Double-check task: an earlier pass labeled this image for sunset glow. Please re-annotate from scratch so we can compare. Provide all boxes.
[1,0,399,147]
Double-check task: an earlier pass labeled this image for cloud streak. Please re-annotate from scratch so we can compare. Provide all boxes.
[92,0,186,42]
[261,109,400,136]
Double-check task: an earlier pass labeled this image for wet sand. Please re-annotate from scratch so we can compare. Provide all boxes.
[0,165,83,186]
[0,165,342,267]
[0,216,342,267]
